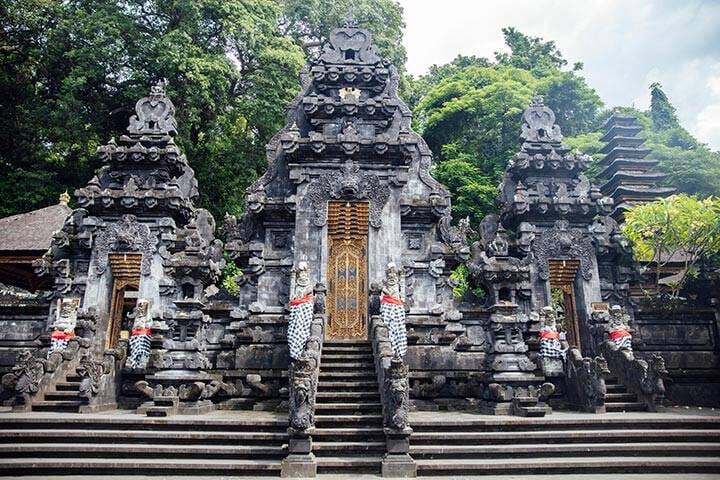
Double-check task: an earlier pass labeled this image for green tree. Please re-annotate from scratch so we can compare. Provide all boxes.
[494,27,567,73]
[649,82,680,131]
[622,195,720,298]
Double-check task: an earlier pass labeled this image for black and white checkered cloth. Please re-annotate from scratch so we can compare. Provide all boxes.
[381,302,407,357]
[539,337,565,359]
[612,335,633,351]
[288,299,314,360]
[129,333,151,368]
[47,337,68,357]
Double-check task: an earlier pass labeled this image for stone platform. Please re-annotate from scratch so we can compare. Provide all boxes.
[1,408,719,478]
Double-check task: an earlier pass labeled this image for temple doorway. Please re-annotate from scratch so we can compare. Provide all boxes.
[326,201,369,340]
[106,253,142,349]
[549,259,582,350]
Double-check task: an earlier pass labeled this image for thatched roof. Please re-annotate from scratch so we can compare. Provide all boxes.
[0,197,71,253]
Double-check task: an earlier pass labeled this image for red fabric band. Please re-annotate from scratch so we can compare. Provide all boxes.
[609,329,631,340]
[381,295,403,305]
[539,331,560,340]
[132,328,151,336]
[51,331,75,340]
[289,294,314,307]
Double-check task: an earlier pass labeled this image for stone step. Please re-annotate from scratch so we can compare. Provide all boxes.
[606,392,638,402]
[54,382,81,391]
[0,457,282,475]
[315,414,383,426]
[317,391,379,400]
[65,374,82,382]
[31,401,84,413]
[315,402,382,415]
[411,442,720,458]
[0,443,286,459]
[318,380,378,391]
[318,371,377,380]
[605,402,648,412]
[606,383,626,393]
[410,429,720,445]
[415,456,720,475]
[312,427,385,441]
[313,441,386,454]
[0,429,287,444]
[315,455,382,474]
[43,391,81,401]
[321,354,374,362]
[320,362,376,370]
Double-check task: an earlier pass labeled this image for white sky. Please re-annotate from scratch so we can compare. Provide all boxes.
[398,0,720,150]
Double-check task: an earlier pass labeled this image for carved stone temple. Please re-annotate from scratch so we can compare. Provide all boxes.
[0,21,718,479]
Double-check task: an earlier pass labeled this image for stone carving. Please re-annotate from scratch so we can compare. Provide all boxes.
[381,262,407,358]
[1,351,45,402]
[288,335,321,431]
[384,356,410,429]
[287,261,315,360]
[438,215,471,256]
[317,22,383,65]
[564,348,609,413]
[128,299,152,369]
[94,214,156,275]
[127,83,178,135]
[305,160,390,228]
[47,297,80,357]
[520,95,562,143]
[608,304,633,351]
[77,353,112,399]
[538,307,567,376]
[532,220,595,281]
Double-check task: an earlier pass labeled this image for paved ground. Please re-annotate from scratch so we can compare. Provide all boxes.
[6,475,720,480]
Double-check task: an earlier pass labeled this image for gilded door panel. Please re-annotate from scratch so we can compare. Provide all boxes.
[326,202,369,340]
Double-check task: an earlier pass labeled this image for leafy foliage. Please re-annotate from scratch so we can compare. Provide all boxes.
[221,255,244,297]
[622,195,720,297]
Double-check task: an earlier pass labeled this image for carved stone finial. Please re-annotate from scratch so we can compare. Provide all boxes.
[58,191,71,205]
[520,96,562,144]
[127,83,178,136]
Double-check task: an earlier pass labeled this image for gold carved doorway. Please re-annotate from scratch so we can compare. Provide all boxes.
[549,259,582,350]
[326,201,369,340]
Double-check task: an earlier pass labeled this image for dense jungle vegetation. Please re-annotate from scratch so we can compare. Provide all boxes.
[2,0,719,223]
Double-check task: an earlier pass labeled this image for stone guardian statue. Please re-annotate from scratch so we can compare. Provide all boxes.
[287,261,314,360]
[608,304,632,351]
[381,262,407,357]
[128,299,152,369]
[47,298,80,357]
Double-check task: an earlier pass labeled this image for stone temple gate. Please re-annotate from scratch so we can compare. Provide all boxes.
[0,20,718,479]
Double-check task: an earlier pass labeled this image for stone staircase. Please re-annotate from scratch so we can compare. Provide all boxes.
[31,370,86,413]
[0,414,288,476]
[604,377,648,412]
[410,413,720,476]
[313,340,385,475]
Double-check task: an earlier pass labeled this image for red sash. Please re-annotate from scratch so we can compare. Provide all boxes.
[609,329,631,340]
[381,295,403,305]
[289,294,313,307]
[539,330,560,340]
[132,328,151,336]
[51,331,75,340]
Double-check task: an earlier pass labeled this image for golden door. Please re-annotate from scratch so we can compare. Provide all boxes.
[326,201,369,340]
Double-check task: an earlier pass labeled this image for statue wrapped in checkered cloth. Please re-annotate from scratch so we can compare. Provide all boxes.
[538,306,566,360]
[128,299,152,369]
[381,262,407,358]
[288,261,314,360]
[48,298,80,357]
[608,304,632,351]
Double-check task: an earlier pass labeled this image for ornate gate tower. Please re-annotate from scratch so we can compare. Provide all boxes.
[225,20,466,348]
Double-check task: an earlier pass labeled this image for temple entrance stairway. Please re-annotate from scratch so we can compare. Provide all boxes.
[30,370,86,413]
[409,412,720,476]
[313,340,385,475]
[604,376,648,412]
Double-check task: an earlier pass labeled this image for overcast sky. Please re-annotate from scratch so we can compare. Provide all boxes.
[398,0,720,150]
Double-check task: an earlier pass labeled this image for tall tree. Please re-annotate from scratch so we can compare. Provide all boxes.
[649,82,680,131]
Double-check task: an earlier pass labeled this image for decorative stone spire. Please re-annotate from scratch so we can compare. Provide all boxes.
[519,95,563,144]
[58,191,71,205]
[127,83,177,136]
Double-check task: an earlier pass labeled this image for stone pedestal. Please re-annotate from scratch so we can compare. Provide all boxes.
[382,427,416,478]
[281,428,316,478]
